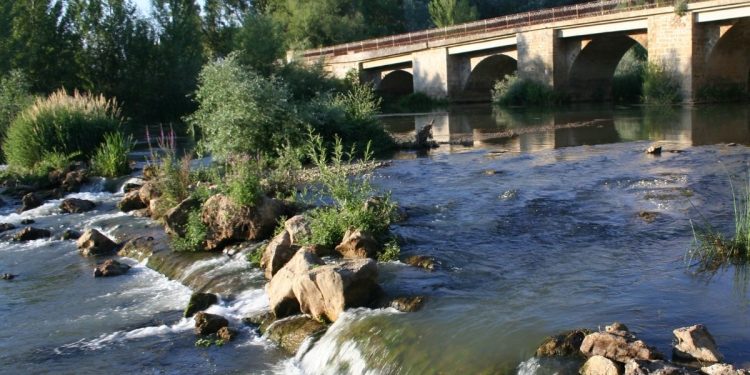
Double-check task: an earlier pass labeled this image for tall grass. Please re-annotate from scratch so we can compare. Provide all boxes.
[91,132,134,177]
[642,63,682,105]
[491,73,562,107]
[3,90,122,170]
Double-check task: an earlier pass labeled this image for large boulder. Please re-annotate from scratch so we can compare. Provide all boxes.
[201,194,285,251]
[334,228,380,259]
[536,329,591,357]
[403,255,436,271]
[581,355,623,375]
[61,170,87,192]
[260,230,297,280]
[580,328,662,363]
[76,228,118,256]
[138,181,160,206]
[0,223,16,233]
[184,292,218,318]
[672,325,723,363]
[388,296,426,313]
[164,198,200,237]
[292,258,379,322]
[19,192,42,212]
[265,315,327,354]
[194,312,228,335]
[624,360,692,375]
[267,248,324,318]
[60,198,96,214]
[93,259,131,277]
[701,364,750,375]
[118,190,147,212]
[243,310,277,334]
[14,227,51,241]
[217,326,236,342]
[284,215,311,244]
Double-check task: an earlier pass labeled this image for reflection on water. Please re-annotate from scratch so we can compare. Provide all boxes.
[380,104,750,152]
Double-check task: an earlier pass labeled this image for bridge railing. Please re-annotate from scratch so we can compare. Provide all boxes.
[301,0,694,59]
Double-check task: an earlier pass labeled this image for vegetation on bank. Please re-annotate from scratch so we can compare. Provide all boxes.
[380,93,449,113]
[641,63,682,105]
[491,73,564,107]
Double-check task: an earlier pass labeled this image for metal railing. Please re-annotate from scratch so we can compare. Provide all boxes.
[301,0,694,59]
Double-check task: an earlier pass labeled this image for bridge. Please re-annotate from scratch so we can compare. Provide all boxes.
[296,0,750,103]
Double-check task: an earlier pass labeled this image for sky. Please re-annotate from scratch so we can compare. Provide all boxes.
[133,0,151,14]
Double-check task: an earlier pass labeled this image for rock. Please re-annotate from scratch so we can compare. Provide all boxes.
[672,325,723,363]
[138,181,160,206]
[267,248,324,318]
[217,326,236,342]
[20,219,35,225]
[93,259,131,277]
[261,230,297,280]
[164,198,200,237]
[638,212,658,223]
[117,236,156,261]
[0,223,16,233]
[292,258,379,322]
[334,228,380,259]
[536,329,592,357]
[132,208,151,218]
[624,359,693,375]
[606,322,629,334]
[143,164,158,180]
[415,123,436,149]
[201,194,285,251]
[580,330,663,363]
[403,255,436,271]
[118,190,147,212]
[14,227,51,241]
[265,315,327,354]
[76,228,118,256]
[701,364,750,375]
[61,170,86,192]
[646,146,662,155]
[2,273,16,280]
[184,293,219,318]
[389,296,426,312]
[284,215,311,244]
[60,198,96,214]
[580,355,623,375]
[194,312,229,336]
[122,178,145,193]
[243,310,276,334]
[19,192,42,212]
[61,229,81,240]
[148,198,162,219]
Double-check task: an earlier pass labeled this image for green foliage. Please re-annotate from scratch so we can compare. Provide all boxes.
[265,143,305,200]
[195,337,225,348]
[3,90,122,170]
[381,92,448,113]
[0,70,33,157]
[246,247,263,267]
[378,238,401,262]
[171,209,208,252]
[234,12,285,76]
[187,53,303,162]
[428,0,478,27]
[302,135,395,249]
[491,73,562,107]
[674,0,688,16]
[224,158,263,207]
[91,132,134,178]
[642,63,682,106]
[277,62,345,102]
[697,83,748,103]
[612,45,647,103]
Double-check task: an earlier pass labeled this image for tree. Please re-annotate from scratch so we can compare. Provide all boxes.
[428,0,478,28]
[202,0,252,58]
[233,12,285,75]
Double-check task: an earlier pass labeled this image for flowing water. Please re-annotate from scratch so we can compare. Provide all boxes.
[1,104,750,374]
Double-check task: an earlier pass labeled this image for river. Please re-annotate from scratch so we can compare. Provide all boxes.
[1,103,749,374]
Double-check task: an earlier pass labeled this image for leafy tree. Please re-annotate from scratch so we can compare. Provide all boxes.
[428,0,478,27]
[233,12,285,75]
[202,0,251,57]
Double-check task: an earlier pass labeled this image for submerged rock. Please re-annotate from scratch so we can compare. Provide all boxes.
[93,259,131,277]
[261,230,297,280]
[265,315,327,354]
[335,228,379,259]
[14,227,51,241]
[60,198,96,214]
[77,228,118,256]
[20,219,35,225]
[217,326,236,342]
[184,292,219,318]
[118,190,147,212]
[201,194,285,251]
[701,364,750,375]
[624,359,692,375]
[2,273,17,280]
[19,192,42,213]
[61,229,81,240]
[61,170,87,192]
[243,310,276,334]
[284,215,311,244]
[0,223,16,233]
[672,325,723,363]
[164,197,200,237]
[403,255,436,271]
[194,312,228,336]
[117,236,156,262]
[388,296,426,313]
[267,248,324,318]
[580,355,623,375]
[536,329,591,357]
[646,145,662,155]
[580,329,662,363]
[638,211,658,223]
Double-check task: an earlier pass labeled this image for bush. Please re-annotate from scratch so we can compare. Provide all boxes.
[171,209,208,252]
[277,62,346,102]
[146,126,193,218]
[612,46,647,103]
[4,90,122,170]
[187,53,304,162]
[381,92,448,113]
[0,71,33,159]
[642,63,682,105]
[697,82,747,102]
[491,73,562,106]
[91,132,134,177]
[224,157,263,207]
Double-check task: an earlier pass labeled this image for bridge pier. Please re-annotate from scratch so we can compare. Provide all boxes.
[647,13,702,102]
[517,29,559,87]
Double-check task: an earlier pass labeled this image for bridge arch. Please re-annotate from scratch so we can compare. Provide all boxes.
[566,35,645,102]
[462,54,518,101]
[376,70,414,97]
[702,18,750,97]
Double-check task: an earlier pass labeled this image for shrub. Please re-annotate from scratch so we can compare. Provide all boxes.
[378,238,401,262]
[382,92,448,113]
[171,209,208,252]
[612,46,647,103]
[491,73,562,106]
[642,63,682,105]
[146,126,192,218]
[4,90,122,170]
[0,71,33,158]
[91,132,134,177]
[224,157,263,207]
[186,53,303,162]
[697,82,747,102]
[277,61,346,102]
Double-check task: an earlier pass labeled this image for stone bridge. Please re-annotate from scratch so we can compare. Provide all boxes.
[297,0,750,103]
